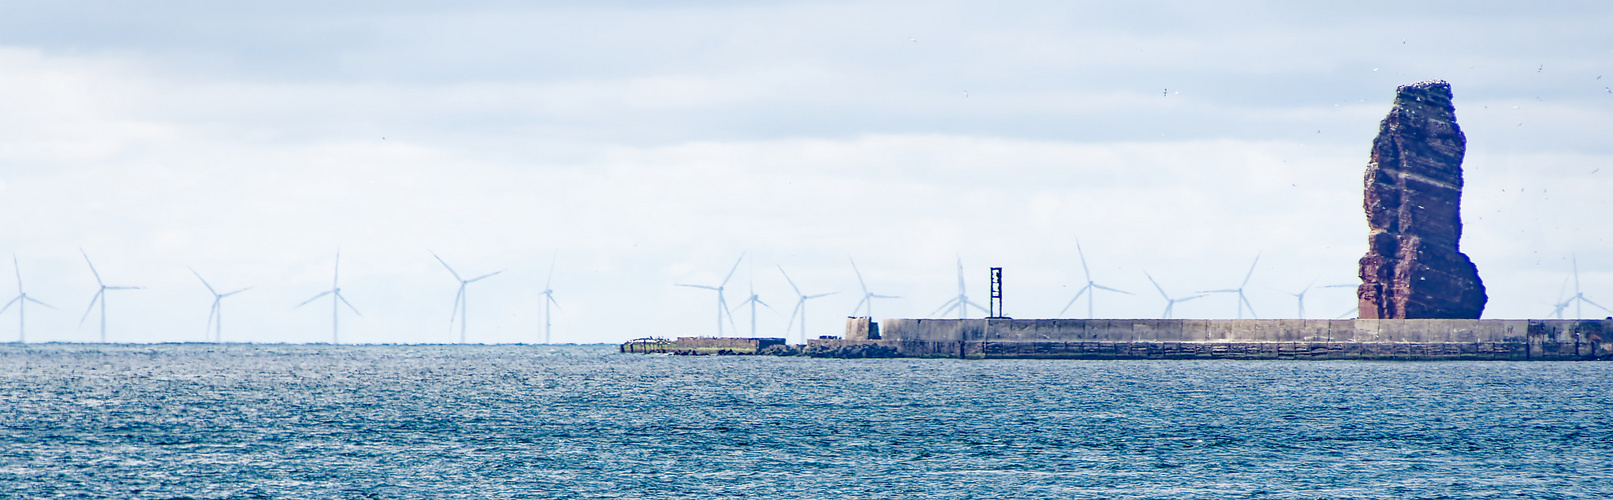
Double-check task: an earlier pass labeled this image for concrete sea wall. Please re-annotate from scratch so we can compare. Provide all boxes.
[812,318,1613,360]
[620,336,786,355]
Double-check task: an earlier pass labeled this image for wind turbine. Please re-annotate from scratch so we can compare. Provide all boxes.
[1198,254,1260,319]
[539,257,560,344]
[1550,277,1572,319]
[2,256,54,343]
[732,273,777,338]
[779,265,835,343]
[1560,255,1611,319]
[191,268,249,343]
[1279,280,1320,319]
[298,253,360,344]
[932,257,988,319]
[1143,271,1203,319]
[676,253,743,337]
[1059,240,1132,318]
[849,257,900,319]
[433,252,502,344]
[80,249,141,343]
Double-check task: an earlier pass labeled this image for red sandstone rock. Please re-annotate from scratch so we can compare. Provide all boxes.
[1357,80,1488,319]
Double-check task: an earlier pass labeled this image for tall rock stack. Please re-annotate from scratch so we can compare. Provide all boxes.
[1357,80,1487,319]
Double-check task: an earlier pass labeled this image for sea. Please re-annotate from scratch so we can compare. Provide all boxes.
[1,343,1610,499]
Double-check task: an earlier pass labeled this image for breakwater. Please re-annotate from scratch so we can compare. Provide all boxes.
[630,318,1613,360]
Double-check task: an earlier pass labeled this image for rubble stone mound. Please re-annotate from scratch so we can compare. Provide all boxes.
[1357,80,1488,319]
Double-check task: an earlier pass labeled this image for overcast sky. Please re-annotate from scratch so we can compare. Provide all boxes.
[2,1,1610,344]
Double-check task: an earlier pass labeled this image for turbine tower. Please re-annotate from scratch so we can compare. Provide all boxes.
[676,253,743,337]
[1560,255,1611,319]
[539,257,560,344]
[1059,240,1132,319]
[1198,254,1260,319]
[932,257,988,319]
[191,268,249,343]
[1143,271,1203,319]
[779,265,835,344]
[80,249,142,343]
[298,253,360,344]
[433,252,502,344]
[849,257,900,320]
[2,256,54,343]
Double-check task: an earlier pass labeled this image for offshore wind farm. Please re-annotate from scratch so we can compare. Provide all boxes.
[4,3,1613,498]
[0,5,1607,349]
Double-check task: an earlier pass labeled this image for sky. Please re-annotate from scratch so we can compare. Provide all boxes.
[1,1,1610,345]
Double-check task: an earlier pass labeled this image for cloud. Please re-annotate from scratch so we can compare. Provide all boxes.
[1,2,1611,344]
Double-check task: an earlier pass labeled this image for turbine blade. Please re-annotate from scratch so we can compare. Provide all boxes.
[11,255,20,292]
[1573,254,1580,295]
[930,298,960,317]
[1240,292,1258,319]
[106,286,141,290]
[852,296,868,316]
[676,284,719,290]
[467,271,502,283]
[1058,287,1088,316]
[338,293,361,316]
[80,290,103,325]
[956,256,967,294]
[1197,289,1237,294]
[1075,239,1093,283]
[965,299,990,314]
[546,255,557,289]
[1092,284,1132,295]
[190,268,217,295]
[1241,254,1261,288]
[805,292,837,299]
[1144,272,1169,300]
[80,249,103,286]
[206,300,218,331]
[298,290,333,307]
[718,294,737,332]
[24,296,55,310]
[450,288,464,324]
[785,300,802,336]
[872,294,900,299]
[777,265,803,296]
[849,257,869,296]
[432,252,463,282]
[1582,297,1613,314]
[0,296,18,314]
[721,253,745,289]
[1177,294,1208,302]
[222,287,251,297]
[546,293,563,313]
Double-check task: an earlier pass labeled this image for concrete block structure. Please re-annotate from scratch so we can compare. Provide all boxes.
[836,318,1613,360]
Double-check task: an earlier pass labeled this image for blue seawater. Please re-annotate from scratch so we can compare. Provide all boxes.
[2,343,1611,499]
